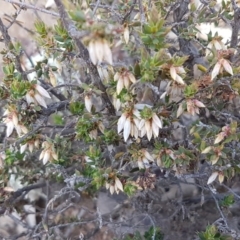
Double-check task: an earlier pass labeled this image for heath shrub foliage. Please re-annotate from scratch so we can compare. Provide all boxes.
[1,0,240,239]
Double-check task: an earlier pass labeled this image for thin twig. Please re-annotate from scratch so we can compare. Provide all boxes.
[4,14,36,34]
[121,0,137,24]
[47,83,81,91]
[208,185,229,229]
[89,3,122,22]
[3,0,59,17]
[138,0,145,25]
[39,80,67,101]
[92,0,101,16]
[145,213,156,240]
[5,6,22,30]
[5,212,29,229]
[221,183,240,200]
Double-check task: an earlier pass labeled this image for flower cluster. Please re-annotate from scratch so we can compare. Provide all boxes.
[117,107,140,142]
[211,58,233,80]
[88,38,112,65]
[138,110,163,141]
[160,81,185,103]
[26,84,51,108]
[106,177,124,194]
[39,141,58,165]
[114,70,136,94]
[169,65,186,85]
[3,109,28,137]
[186,99,206,115]
[97,65,113,84]
[133,149,154,169]
[207,171,224,184]
[117,105,163,142]
[20,138,40,154]
[214,125,231,144]
[206,37,226,56]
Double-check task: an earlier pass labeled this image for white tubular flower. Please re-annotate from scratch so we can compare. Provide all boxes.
[89,129,98,140]
[161,81,185,103]
[211,58,233,80]
[113,94,122,111]
[186,99,205,115]
[105,182,115,195]
[0,152,6,169]
[106,177,124,195]
[195,24,208,41]
[45,0,55,8]
[97,65,113,83]
[20,139,40,154]
[88,39,112,65]
[123,118,131,142]
[206,38,226,56]
[39,141,58,165]
[114,70,136,94]
[84,156,96,168]
[214,125,231,144]
[49,69,57,87]
[136,149,154,169]
[117,107,140,142]
[170,66,186,85]
[3,109,18,137]
[15,124,28,136]
[123,24,130,44]
[3,109,28,137]
[207,172,219,185]
[137,107,163,141]
[84,94,93,113]
[4,119,15,137]
[26,84,51,108]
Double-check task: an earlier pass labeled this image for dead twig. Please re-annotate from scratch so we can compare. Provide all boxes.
[208,185,229,229]
[2,0,59,17]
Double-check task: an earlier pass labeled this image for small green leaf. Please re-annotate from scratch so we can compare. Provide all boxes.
[52,114,65,126]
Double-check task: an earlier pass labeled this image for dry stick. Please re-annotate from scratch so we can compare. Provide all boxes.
[39,79,67,101]
[121,0,137,24]
[6,5,22,29]
[54,0,115,115]
[1,182,47,213]
[208,186,229,229]
[138,0,145,25]
[145,213,156,240]
[4,13,35,34]
[230,0,240,48]
[90,3,122,22]
[221,183,240,200]
[41,180,49,233]
[6,212,29,229]
[2,0,59,17]
[92,0,101,16]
